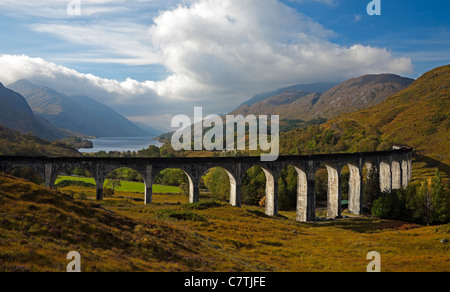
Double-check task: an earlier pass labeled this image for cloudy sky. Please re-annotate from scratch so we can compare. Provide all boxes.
[0,0,449,130]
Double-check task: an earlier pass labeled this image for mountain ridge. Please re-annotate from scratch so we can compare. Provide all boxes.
[325,65,449,163]
[278,65,450,180]
[237,82,337,109]
[8,80,152,138]
[0,82,77,141]
[231,74,415,122]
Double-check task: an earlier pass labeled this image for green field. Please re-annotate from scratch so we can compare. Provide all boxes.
[55,176,181,194]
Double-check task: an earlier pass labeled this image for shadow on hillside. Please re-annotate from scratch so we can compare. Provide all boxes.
[246,209,289,220]
[414,153,450,178]
[309,217,421,234]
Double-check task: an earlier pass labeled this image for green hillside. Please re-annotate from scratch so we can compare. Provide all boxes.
[331,65,448,156]
[280,65,450,180]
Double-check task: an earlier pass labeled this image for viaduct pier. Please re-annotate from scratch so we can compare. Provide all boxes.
[0,148,413,222]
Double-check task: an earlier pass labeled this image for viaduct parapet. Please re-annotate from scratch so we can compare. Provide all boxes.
[0,148,413,222]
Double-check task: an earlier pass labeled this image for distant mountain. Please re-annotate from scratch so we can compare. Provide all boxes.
[230,90,321,119]
[132,121,164,137]
[69,95,158,137]
[309,74,415,120]
[8,80,150,138]
[231,74,414,122]
[278,65,449,179]
[237,83,337,108]
[0,82,74,141]
[325,65,449,165]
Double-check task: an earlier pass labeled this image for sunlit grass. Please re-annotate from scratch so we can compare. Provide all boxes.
[55,175,181,194]
[102,191,450,272]
[1,172,449,272]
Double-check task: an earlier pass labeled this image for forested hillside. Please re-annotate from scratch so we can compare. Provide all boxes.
[0,124,81,157]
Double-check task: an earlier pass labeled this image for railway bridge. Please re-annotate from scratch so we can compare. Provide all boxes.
[0,148,413,222]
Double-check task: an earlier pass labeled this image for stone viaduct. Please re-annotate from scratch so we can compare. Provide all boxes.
[0,148,412,222]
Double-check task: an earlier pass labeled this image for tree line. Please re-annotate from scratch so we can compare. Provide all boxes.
[367,168,449,225]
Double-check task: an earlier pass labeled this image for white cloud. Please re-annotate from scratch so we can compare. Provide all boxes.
[0,0,170,18]
[0,54,201,130]
[0,0,414,130]
[0,54,147,97]
[289,0,338,6]
[148,0,413,102]
[31,21,161,66]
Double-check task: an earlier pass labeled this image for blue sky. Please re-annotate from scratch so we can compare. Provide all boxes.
[0,0,449,129]
[285,0,450,76]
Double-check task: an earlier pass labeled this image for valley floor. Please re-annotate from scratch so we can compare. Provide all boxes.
[103,192,450,272]
[0,174,449,272]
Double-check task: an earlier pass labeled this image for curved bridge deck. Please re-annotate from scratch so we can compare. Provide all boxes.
[0,148,413,222]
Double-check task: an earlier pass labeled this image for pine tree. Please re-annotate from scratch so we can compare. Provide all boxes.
[418,180,433,225]
[363,166,382,212]
[431,169,449,224]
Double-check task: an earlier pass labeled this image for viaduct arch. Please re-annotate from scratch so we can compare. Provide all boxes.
[0,148,412,222]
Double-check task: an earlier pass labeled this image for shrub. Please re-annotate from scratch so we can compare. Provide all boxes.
[203,168,230,201]
[278,166,298,211]
[241,167,266,206]
[156,210,207,222]
[103,188,115,198]
[431,169,449,224]
[364,166,382,211]
[371,169,449,225]
[182,201,223,210]
[78,192,88,201]
[371,190,408,221]
[56,180,95,189]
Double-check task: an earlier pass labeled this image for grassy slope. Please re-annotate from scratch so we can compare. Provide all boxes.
[0,173,234,272]
[1,173,449,272]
